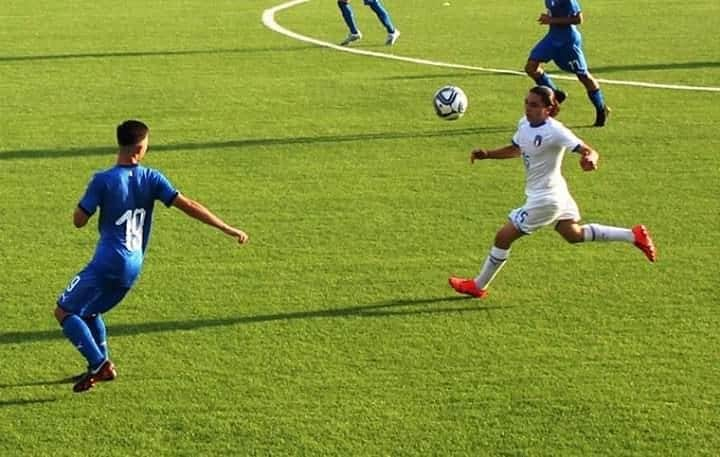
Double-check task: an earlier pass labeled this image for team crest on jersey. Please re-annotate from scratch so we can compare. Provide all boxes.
[534,135,543,147]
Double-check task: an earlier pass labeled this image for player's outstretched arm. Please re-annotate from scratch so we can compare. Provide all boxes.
[172,194,249,244]
[471,144,521,163]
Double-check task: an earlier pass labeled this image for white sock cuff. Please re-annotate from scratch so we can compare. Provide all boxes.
[490,246,509,261]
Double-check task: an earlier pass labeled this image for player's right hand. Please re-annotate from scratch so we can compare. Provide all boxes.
[225,227,249,244]
[471,149,488,163]
[538,14,551,25]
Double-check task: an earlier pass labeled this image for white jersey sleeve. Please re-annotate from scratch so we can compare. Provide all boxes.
[551,120,583,152]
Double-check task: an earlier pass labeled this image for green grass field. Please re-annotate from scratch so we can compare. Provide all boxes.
[1,1,719,455]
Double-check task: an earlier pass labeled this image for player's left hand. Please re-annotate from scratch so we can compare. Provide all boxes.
[538,14,552,25]
[580,151,599,171]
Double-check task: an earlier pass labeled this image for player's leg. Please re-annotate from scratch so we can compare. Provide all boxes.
[578,71,611,127]
[449,209,529,297]
[70,286,129,392]
[527,37,566,103]
[68,313,110,382]
[54,305,106,375]
[559,43,610,126]
[338,0,362,45]
[475,221,525,287]
[57,275,129,392]
[84,314,108,360]
[55,273,107,373]
[81,286,128,360]
[555,220,657,262]
[363,0,399,45]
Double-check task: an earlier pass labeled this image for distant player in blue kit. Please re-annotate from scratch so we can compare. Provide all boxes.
[54,120,248,393]
[525,0,611,127]
[338,0,400,46]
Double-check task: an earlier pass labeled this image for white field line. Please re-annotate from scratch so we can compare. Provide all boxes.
[262,0,720,93]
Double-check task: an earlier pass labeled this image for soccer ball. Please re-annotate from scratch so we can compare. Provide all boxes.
[433,85,468,120]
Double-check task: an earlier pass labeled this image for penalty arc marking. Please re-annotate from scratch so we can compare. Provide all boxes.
[262,0,720,93]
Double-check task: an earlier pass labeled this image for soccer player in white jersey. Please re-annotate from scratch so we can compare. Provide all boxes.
[449,86,656,299]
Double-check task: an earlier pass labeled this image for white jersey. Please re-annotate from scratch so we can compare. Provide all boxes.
[512,116,582,202]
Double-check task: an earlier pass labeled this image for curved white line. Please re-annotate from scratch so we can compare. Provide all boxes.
[263,0,720,93]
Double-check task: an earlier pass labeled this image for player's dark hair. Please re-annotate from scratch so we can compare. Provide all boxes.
[116,120,149,147]
[530,86,560,117]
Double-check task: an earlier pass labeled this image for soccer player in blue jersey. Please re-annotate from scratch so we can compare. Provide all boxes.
[54,120,248,393]
[338,0,400,46]
[525,0,611,127]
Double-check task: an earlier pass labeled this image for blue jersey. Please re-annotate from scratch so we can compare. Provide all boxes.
[78,164,178,287]
[545,0,582,44]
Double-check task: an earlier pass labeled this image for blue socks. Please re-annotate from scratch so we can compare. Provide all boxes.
[534,73,559,91]
[337,1,359,34]
[534,72,606,112]
[588,88,606,112]
[84,314,108,360]
[365,0,396,33]
[62,315,105,370]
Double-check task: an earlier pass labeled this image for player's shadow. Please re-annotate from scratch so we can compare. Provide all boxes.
[0,126,513,161]
[0,295,509,389]
[0,398,59,407]
[0,295,509,347]
[0,46,313,63]
[591,60,720,73]
[0,377,81,389]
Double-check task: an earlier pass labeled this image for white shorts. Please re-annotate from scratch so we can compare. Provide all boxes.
[508,194,580,234]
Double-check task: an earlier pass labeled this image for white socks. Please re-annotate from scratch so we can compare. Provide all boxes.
[474,246,509,290]
[471,225,632,292]
[582,224,634,242]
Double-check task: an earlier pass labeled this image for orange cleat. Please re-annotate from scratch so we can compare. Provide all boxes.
[448,277,488,298]
[632,225,657,262]
[73,359,117,393]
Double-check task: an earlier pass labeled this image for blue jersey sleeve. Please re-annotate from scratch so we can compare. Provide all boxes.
[547,0,581,17]
[78,174,104,216]
[151,170,179,207]
[569,0,581,15]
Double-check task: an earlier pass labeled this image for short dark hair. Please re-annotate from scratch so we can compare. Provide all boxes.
[116,120,149,147]
[529,86,560,117]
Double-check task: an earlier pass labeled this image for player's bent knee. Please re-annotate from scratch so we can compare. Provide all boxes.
[525,61,540,77]
[565,236,583,244]
[54,306,71,325]
[555,221,584,244]
[560,230,584,244]
[578,74,599,90]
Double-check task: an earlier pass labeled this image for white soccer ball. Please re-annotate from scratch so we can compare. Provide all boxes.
[433,85,468,120]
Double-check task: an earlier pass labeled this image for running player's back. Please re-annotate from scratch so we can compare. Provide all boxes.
[81,164,177,286]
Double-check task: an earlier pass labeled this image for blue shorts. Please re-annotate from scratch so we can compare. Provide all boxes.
[57,267,130,317]
[529,35,588,75]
